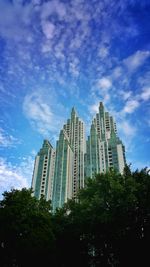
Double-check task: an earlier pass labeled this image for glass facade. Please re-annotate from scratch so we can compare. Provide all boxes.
[52,108,86,209]
[52,130,73,210]
[85,102,126,178]
[31,140,55,201]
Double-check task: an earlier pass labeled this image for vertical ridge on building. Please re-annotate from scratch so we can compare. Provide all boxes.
[52,129,74,210]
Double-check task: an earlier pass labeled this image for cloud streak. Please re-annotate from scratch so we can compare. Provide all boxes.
[23,92,53,136]
[23,90,66,137]
[122,100,140,114]
[0,128,20,148]
[123,50,150,72]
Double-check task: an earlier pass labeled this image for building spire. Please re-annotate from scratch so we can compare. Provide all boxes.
[71,107,77,120]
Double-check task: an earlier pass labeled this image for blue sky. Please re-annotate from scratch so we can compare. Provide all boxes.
[0,0,150,198]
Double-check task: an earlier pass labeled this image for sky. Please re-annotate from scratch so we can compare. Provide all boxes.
[0,0,150,198]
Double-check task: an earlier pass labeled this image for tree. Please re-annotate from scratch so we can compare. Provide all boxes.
[55,166,150,266]
[0,188,55,267]
[0,166,150,266]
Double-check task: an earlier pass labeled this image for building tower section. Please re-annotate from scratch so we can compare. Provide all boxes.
[52,130,74,210]
[85,102,126,177]
[31,140,55,201]
[52,108,86,209]
[63,108,86,198]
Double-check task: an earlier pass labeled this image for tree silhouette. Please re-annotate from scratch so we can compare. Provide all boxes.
[0,166,150,266]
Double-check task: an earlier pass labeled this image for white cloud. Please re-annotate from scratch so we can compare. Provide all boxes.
[138,71,150,87]
[112,67,123,78]
[0,1,33,43]
[118,120,137,137]
[89,103,99,114]
[119,90,132,100]
[69,58,80,77]
[98,77,112,90]
[0,156,34,199]
[141,87,150,101]
[41,40,52,53]
[123,50,150,72]
[98,45,109,59]
[41,1,66,20]
[23,92,53,136]
[122,100,140,114]
[0,128,20,148]
[41,20,55,39]
[23,91,66,137]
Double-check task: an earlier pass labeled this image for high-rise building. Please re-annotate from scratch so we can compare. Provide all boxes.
[32,102,126,210]
[52,129,74,210]
[52,108,86,209]
[85,102,126,177]
[63,108,86,196]
[31,140,55,201]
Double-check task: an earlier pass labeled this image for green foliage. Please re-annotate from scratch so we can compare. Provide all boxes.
[55,166,150,266]
[0,188,54,267]
[0,166,150,266]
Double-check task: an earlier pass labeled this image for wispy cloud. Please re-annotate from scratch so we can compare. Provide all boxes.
[0,128,20,148]
[123,50,150,72]
[98,45,110,59]
[91,77,113,105]
[0,1,33,43]
[41,20,55,39]
[89,102,99,115]
[122,100,140,114]
[23,90,66,137]
[41,0,66,21]
[23,92,53,136]
[141,87,150,101]
[112,67,123,79]
[0,156,34,199]
[119,90,132,101]
[98,77,112,90]
[117,120,137,155]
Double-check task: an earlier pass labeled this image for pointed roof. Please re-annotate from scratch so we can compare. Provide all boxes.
[99,101,104,109]
[71,107,77,119]
[71,106,76,114]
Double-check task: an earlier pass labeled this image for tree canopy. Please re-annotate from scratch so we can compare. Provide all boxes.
[0,166,150,266]
[0,188,55,267]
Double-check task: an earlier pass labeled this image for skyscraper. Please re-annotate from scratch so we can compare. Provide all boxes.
[32,102,126,210]
[52,129,74,210]
[85,102,125,177]
[52,108,86,209]
[31,140,55,201]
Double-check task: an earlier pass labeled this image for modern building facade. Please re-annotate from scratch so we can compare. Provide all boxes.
[52,108,86,209]
[32,102,126,210]
[31,139,55,201]
[85,102,126,177]
[52,129,74,210]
